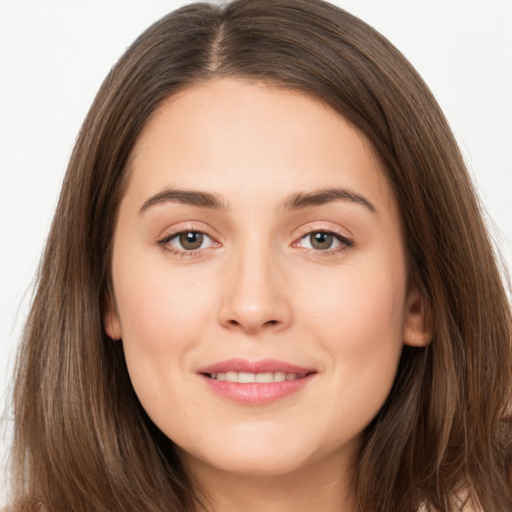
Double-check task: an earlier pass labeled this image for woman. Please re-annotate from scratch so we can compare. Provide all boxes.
[9,0,512,510]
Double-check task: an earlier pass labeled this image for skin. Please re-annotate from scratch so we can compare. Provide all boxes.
[105,78,430,512]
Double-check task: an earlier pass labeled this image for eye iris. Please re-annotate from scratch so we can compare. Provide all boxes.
[310,232,334,250]
[179,232,204,250]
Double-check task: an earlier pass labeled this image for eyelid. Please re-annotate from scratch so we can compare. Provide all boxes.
[156,222,221,256]
[292,221,353,242]
[166,231,215,250]
[292,231,353,248]
[291,222,355,254]
[157,221,220,241]
[297,232,345,249]
[155,221,354,257]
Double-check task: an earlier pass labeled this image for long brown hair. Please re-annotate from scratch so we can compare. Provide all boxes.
[10,1,512,510]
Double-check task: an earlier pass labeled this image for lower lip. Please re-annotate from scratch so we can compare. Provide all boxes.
[200,374,315,405]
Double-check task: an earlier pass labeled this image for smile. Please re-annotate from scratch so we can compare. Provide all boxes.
[198,359,316,404]
[208,371,305,382]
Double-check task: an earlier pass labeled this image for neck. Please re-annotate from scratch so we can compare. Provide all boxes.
[184,450,357,512]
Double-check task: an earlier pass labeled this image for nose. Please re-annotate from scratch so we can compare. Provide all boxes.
[218,244,293,334]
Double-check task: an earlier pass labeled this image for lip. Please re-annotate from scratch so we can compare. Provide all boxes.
[197,358,317,405]
[198,358,315,375]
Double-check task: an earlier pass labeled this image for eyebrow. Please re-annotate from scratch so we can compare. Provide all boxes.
[139,189,228,214]
[138,186,376,215]
[283,188,377,213]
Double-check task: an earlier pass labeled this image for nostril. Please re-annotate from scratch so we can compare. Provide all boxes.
[224,318,280,331]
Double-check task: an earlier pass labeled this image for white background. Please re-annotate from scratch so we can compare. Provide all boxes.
[1,0,511,500]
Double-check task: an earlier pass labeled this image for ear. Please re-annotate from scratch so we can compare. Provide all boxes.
[104,293,122,340]
[402,286,432,347]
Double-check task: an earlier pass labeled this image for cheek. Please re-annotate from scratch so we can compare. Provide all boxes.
[299,262,406,421]
[115,261,211,346]
[112,261,216,399]
[301,259,406,344]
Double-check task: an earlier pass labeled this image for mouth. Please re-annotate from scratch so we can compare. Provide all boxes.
[205,371,309,383]
[197,359,317,404]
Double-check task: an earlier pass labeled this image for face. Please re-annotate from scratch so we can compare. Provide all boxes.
[106,78,429,482]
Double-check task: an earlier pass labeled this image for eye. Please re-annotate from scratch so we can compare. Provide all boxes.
[296,231,352,251]
[163,231,215,251]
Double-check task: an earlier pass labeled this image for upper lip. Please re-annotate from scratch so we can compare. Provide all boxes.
[197,358,316,375]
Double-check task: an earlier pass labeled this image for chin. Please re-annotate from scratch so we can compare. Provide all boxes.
[176,426,348,479]
[188,448,314,478]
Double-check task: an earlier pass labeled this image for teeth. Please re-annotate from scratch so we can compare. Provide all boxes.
[256,372,274,383]
[238,371,256,383]
[226,371,237,382]
[210,371,301,383]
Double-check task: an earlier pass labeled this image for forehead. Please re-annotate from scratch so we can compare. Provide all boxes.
[124,78,397,218]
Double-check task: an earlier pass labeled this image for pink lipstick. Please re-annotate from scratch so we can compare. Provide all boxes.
[197,358,316,405]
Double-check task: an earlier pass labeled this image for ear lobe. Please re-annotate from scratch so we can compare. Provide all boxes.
[403,287,432,347]
[104,294,122,340]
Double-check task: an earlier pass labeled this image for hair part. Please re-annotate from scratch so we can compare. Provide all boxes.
[11,1,512,510]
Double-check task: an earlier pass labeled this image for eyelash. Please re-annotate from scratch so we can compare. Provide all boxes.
[157,228,218,258]
[293,230,354,257]
[157,228,354,258]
